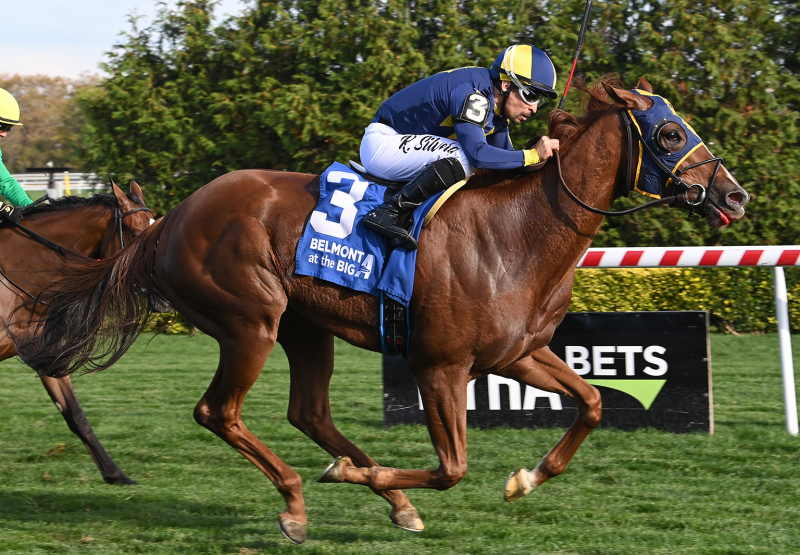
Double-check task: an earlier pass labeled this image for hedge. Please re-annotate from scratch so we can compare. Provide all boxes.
[570,267,800,334]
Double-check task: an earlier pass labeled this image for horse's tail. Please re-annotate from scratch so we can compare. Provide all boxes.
[13,214,172,378]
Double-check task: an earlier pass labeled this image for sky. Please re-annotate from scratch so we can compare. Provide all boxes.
[4,0,246,79]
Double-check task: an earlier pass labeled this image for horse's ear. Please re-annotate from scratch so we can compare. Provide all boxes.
[129,180,145,203]
[636,76,653,93]
[111,181,132,209]
[602,82,653,111]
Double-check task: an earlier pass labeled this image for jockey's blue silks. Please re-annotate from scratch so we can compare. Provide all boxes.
[628,89,705,198]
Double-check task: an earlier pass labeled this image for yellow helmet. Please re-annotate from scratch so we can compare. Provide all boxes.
[0,88,23,126]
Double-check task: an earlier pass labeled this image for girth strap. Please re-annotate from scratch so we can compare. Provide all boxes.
[381,293,409,358]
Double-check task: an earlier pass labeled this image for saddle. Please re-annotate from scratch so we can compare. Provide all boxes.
[348,160,470,228]
[348,160,406,195]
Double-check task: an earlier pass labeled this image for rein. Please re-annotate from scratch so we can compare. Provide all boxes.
[555,107,725,217]
[0,265,45,305]
[0,199,152,303]
[554,151,686,216]
[4,194,81,256]
[9,220,77,257]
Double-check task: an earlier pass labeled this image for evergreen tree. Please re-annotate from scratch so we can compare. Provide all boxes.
[78,0,800,249]
[78,0,530,214]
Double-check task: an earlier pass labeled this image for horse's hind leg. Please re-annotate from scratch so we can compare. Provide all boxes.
[193,331,308,544]
[278,308,423,531]
[40,375,136,485]
[318,362,472,492]
[495,346,601,501]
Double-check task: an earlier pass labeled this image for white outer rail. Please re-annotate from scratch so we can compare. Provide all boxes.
[11,172,102,197]
[577,246,799,436]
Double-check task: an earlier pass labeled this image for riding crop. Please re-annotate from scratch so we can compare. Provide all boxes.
[557,0,594,111]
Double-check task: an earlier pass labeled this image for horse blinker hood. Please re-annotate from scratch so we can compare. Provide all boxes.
[628,89,704,198]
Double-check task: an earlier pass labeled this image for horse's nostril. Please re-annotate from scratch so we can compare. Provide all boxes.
[728,192,742,205]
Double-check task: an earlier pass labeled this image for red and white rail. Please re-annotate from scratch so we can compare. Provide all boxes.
[578,245,800,268]
[577,245,799,436]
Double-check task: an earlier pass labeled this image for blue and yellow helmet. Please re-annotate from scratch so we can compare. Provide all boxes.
[489,45,558,100]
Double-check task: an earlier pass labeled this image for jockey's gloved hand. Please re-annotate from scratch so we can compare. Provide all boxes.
[533,136,560,162]
[0,203,23,224]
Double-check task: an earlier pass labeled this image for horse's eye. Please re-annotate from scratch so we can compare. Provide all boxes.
[659,126,686,153]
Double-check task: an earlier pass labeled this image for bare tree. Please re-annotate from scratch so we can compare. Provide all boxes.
[0,74,96,173]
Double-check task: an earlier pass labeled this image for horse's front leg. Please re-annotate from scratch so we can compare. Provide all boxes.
[495,346,601,501]
[319,364,471,491]
[40,375,137,485]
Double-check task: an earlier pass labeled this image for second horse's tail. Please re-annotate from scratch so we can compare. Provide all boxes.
[13,215,172,378]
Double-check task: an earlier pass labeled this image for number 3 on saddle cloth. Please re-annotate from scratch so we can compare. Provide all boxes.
[296,162,444,358]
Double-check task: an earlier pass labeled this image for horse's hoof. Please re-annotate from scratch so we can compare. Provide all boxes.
[504,468,537,502]
[317,456,351,483]
[390,508,424,532]
[103,472,138,486]
[278,517,307,544]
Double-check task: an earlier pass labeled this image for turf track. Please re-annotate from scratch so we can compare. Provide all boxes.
[0,333,798,554]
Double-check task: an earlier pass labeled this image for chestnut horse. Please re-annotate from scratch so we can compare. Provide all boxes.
[14,79,749,542]
[2,182,152,485]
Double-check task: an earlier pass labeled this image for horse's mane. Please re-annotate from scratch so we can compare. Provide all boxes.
[21,192,144,216]
[540,75,623,151]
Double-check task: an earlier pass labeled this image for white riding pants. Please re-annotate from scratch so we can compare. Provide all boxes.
[359,122,475,181]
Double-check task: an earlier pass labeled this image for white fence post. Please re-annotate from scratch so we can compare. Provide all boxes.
[772,266,799,436]
[577,246,800,436]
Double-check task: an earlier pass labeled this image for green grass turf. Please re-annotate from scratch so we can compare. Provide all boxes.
[0,333,798,554]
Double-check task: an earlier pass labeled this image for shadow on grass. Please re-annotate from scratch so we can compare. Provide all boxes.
[0,490,261,530]
[0,490,442,548]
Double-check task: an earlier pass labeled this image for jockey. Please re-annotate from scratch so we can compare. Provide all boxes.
[0,88,33,223]
[362,44,560,250]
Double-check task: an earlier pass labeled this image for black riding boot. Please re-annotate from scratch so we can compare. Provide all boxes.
[363,157,465,250]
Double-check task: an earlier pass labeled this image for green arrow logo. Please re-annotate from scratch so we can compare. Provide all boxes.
[585,379,667,410]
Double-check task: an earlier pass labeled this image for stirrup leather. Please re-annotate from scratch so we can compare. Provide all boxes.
[363,158,466,250]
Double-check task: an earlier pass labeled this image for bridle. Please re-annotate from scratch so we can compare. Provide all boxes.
[555,106,726,217]
[109,204,153,251]
[0,197,153,303]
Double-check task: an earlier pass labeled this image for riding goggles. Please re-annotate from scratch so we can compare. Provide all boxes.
[518,86,546,108]
[0,123,14,133]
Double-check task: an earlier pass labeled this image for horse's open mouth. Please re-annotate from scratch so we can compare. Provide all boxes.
[708,203,732,228]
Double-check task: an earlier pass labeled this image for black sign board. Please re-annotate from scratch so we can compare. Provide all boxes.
[384,311,712,433]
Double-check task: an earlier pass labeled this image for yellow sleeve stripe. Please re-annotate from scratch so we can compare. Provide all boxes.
[523,149,540,166]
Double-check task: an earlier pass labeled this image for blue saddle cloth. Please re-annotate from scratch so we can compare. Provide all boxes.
[295,162,442,307]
